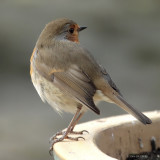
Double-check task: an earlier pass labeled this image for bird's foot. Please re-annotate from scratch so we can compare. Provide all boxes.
[49,130,88,155]
[49,130,88,142]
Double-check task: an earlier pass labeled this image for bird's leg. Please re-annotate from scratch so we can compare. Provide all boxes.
[50,111,87,141]
[70,112,88,134]
[50,105,86,152]
[50,112,85,140]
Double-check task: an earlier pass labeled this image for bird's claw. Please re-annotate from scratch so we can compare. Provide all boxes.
[49,130,87,155]
[65,135,85,141]
[49,131,64,143]
[49,130,88,142]
[69,130,89,135]
[49,147,53,156]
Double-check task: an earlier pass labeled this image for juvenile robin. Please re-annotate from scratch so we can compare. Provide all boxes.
[30,18,152,151]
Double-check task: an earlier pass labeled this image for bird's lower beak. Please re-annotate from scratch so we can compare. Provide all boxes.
[78,26,87,32]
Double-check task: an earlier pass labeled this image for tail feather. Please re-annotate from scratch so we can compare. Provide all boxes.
[116,95,152,124]
[100,71,152,124]
[103,91,152,124]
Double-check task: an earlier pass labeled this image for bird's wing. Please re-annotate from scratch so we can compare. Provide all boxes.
[52,65,100,114]
[35,51,100,115]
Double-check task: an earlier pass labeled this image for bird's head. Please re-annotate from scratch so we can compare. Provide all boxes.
[37,18,87,47]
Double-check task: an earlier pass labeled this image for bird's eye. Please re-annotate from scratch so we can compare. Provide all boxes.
[69,28,74,34]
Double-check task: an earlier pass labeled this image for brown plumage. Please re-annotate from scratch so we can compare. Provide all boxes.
[30,18,152,152]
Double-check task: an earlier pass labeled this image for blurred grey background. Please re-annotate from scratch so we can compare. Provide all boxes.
[1,1,160,160]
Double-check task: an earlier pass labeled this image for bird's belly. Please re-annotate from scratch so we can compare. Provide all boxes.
[31,70,88,114]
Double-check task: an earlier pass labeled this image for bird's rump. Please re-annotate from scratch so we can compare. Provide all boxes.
[100,65,123,96]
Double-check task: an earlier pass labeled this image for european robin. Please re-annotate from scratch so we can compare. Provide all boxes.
[30,18,152,152]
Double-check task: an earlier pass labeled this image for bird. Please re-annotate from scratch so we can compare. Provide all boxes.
[30,18,152,152]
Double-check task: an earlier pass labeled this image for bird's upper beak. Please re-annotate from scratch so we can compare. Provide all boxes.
[78,26,87,32]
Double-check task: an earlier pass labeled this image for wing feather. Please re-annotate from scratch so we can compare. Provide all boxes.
[53,66,100,114]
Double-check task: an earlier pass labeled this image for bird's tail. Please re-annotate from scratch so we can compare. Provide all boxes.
[103,90,152,124]
[116,95,152,124]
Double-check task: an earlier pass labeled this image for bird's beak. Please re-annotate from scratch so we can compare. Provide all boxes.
[78,26,87,32]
